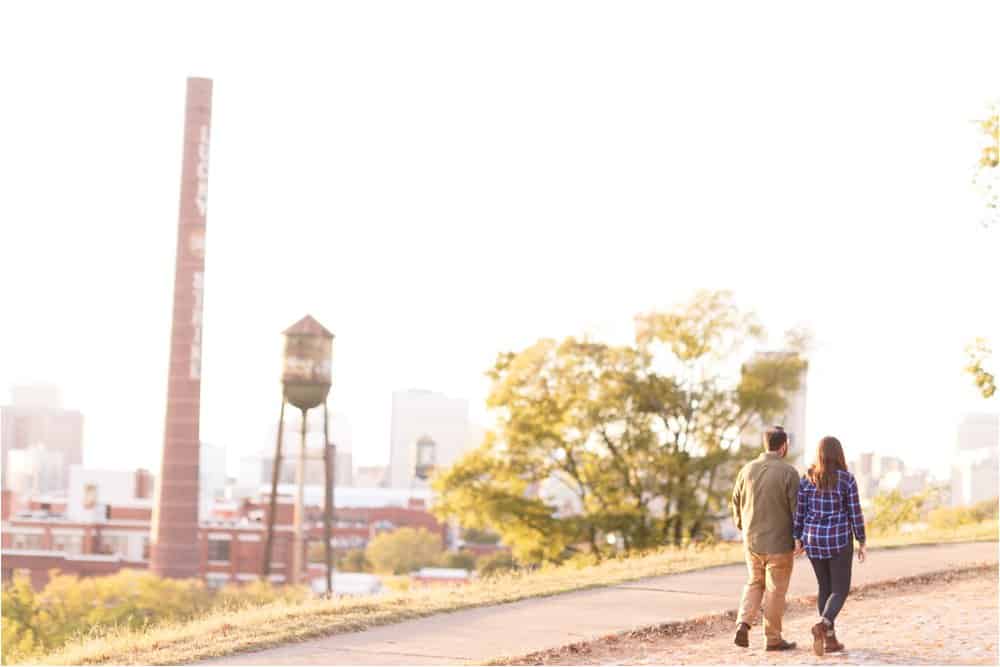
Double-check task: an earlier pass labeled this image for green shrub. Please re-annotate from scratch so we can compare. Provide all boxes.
[339,548,372,573]
[868,489,938,535]
[476,551,517,577]
[365,527,443,575]
[440,551,477,571]
[928,497,999,531]
[971,497,999,522]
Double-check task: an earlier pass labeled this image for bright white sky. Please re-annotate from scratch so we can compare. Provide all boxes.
[1,2,997,480]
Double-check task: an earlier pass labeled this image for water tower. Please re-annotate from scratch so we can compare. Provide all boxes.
[262,315,336,594]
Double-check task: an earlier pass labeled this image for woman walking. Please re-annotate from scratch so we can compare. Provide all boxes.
[793,436,868,656]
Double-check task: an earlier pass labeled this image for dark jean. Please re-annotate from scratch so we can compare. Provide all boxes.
[808,543,853,626]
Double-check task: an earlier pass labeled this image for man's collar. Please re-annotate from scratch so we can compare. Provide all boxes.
[759,451,783,460]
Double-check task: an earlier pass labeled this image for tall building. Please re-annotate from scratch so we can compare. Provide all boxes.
[150,77,213,579]
[957,413,1000,451]
[849,452,928,501]
[199,443,227,520]
[275,409,354,486]
[855,452,874,476]
[354,465,389,488]
[951,413,1000,506]
[388,389,469,489]
[1,384,83,491]
[6,445,66,499]
[236,411,354,496]
[872,456,904,479]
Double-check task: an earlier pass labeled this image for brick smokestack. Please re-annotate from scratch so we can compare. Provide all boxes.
[150,77,212,578]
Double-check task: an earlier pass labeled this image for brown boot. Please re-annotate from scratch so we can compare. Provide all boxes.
[766,639,797,651]
[734,622,749,648]
[825,628,844,653]
[811,622,827,656]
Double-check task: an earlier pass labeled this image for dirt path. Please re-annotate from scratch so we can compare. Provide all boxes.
[503,567,998,666]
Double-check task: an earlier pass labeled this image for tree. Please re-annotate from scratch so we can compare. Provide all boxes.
[0,569,309,664]
[433,290,807,563]
[365,527,443,575]
[966,338,996,400]
[461,527,501,544]
[973,102,999,229]
[307,544,372,572]
[440,550,477,571]
[476,551,517,578]
[966,103,997,398]
[339,548,371,573]
[867,488,939,535]
[2,574,41,663]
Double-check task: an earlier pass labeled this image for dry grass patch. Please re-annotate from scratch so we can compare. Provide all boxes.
[871,519,998,548]
[28,524,997,666]
[34,544,746,665]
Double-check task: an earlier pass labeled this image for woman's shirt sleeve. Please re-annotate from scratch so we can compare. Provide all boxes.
[793,477,807,541]
[846,474,867,545]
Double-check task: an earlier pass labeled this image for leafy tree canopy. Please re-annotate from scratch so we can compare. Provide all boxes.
[364,527,443,575]
[433,290,807,563]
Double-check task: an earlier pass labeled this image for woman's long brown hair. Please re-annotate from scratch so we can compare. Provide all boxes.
[807,436,848,491]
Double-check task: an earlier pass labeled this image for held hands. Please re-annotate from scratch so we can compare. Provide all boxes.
[794,539,805,557]
[857,543,867,564]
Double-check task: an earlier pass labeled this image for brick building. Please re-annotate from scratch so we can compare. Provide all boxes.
[2,478,446,590]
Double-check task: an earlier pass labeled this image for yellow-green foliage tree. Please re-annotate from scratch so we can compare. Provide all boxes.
[867,488,941,535]
[973,103,999,227]
[2,575,42,663]
[1,569,308,664]
[966,337,996,400]
[440,550,477,571]
[929,497,999,530]
[365,527,443,574]
[966,103,997,398]
[1,569,212,663]
[476,551,517,578]
[338,548,372,573]
[433,290,807,563]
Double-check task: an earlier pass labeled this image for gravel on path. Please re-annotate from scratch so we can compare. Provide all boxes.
[499,565,998,666]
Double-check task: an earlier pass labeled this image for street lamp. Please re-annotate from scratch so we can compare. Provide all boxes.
[262,315,335,595]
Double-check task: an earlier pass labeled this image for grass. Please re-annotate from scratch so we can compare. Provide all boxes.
[27,522,997,666]
[870,519,998,548]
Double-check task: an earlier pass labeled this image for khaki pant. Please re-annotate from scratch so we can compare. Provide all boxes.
[737,549,794,644]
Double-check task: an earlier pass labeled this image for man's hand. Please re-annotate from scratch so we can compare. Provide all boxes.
[794,539,805,557]
[857,543,867,564]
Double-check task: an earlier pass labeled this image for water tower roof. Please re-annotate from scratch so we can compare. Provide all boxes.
[283,315,334,339]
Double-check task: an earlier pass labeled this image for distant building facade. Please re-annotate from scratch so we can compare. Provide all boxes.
[388,390,469,489]
[951,413,1000,506]
[848,453,929,502]
[2,471,443,591]
[199,443,227,520]
[354,465,389,488]
[6,445,67,498]
[1,384,83,491]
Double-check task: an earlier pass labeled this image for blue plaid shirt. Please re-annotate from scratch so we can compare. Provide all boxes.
[793,470,867,559]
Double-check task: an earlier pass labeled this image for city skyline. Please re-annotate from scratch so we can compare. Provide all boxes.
[2,3,998,482]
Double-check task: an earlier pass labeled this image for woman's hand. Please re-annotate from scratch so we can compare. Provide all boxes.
[794,539,805,557]
[857,543,867,563]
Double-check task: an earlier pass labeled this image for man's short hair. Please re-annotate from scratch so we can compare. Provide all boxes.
[764,426,788,451]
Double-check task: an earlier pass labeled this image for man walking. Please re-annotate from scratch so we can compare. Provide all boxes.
[731,425,800,651]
